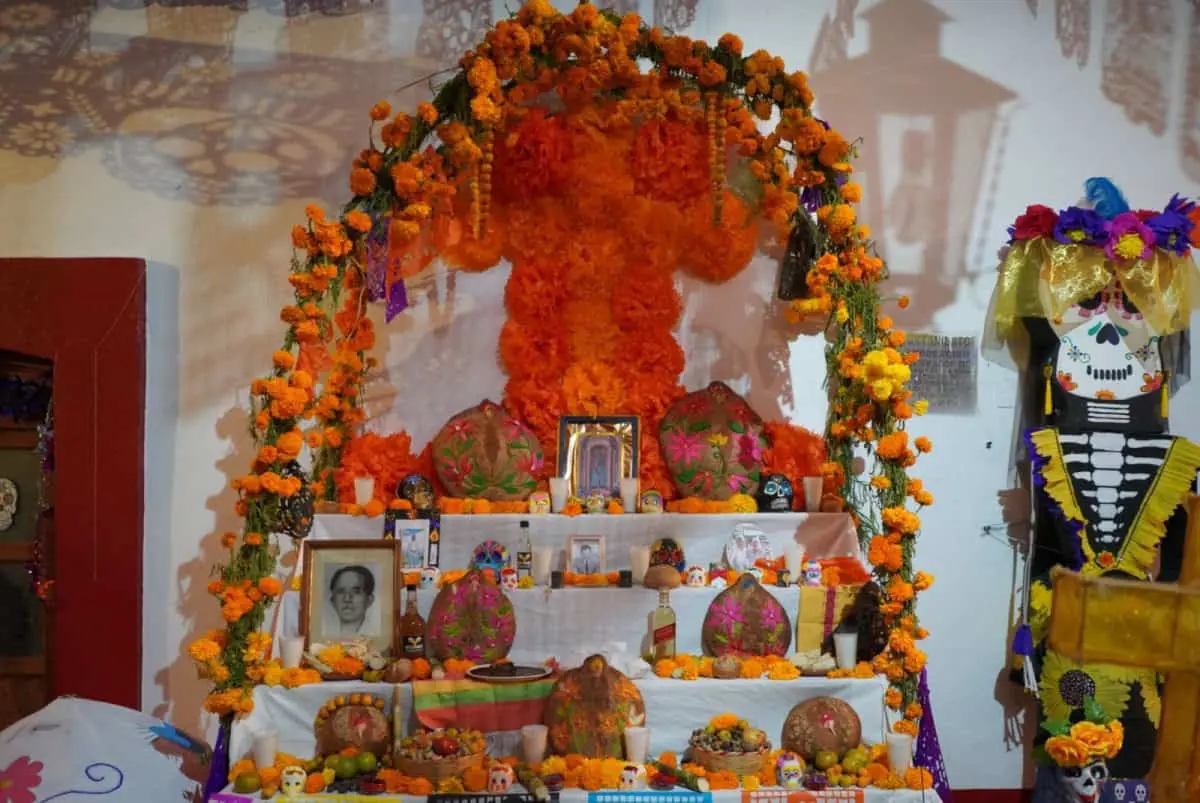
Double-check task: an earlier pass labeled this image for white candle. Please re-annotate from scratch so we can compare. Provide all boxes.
[353,476,376,506]
[784,542,804,581]
[802,476,823,512]
[886,732,914,773]
[532,549,553,586]
[619,477,639,512]
[833,631,858,669]
[623,726,649,764]
[549,478,569,512]
[252,729,278,770]
[280,637,305,669]
[629,546,650,584]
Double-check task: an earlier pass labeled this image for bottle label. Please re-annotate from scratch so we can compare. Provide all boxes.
[516,551,532,576]
[403,635,425,657]
[652,623,676,644]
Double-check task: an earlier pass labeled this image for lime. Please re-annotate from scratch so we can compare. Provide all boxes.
[323,754,340,770]
[355,752,379,774]
[233,772,262,794]
[336,756,359,780]
[813,751,838,771]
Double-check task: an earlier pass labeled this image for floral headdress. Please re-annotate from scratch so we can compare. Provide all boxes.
[1039,696,1124,768]
[987,178,1200,343]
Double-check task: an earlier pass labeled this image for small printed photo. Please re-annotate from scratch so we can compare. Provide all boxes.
[568,536,605,575]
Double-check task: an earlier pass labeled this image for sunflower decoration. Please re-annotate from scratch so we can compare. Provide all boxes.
[1038,651,1139,723]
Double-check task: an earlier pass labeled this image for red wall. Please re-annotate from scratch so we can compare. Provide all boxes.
[0,257,145,709]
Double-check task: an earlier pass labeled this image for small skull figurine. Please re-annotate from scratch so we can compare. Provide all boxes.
[529,491,551,515]
[640,490,664,514]
[280,766,307,799]
[802,559,823,586]
[420,567,440,590]
[686,565,707,587]
[710,576,728,591]
[777,752,804,789]
[501,567,519,591]
[755,473,794,512]
[618,764,647,791]
[487,762,516,794]
[1057,758,1109,803]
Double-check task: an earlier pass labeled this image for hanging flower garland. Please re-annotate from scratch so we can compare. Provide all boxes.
[192,0,932,739]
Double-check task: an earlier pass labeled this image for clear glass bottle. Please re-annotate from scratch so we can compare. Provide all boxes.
[651,588,676,660]
[516,519,532,582]
[400,585,426,660]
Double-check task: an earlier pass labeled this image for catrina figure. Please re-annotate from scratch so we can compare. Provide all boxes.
[982,178,1200,795]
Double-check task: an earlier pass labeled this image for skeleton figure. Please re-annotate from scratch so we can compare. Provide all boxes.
[1056,759,1109,803]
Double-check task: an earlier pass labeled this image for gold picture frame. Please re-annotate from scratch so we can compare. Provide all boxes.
[556,415,639,500]
[300,539,400,654]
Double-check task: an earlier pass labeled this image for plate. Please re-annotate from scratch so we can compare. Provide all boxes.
[466,663,552,684]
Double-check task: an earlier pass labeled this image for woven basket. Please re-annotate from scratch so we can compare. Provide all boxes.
[394,752,484,781]
[690,747,768,776]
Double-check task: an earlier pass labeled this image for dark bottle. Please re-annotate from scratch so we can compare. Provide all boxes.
[400,585,426,659]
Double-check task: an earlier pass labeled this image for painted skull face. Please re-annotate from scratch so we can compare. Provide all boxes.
[471,540,509,575]
[1057,758,1109,803]
[686,565,707,587]
[618,765,646,791]
[488,763,515,794]
[420,567,440,590]
[802,560,823,586]
[501,567,518,591]
[777,753,804,788]
[281,766,307,796]
[756,473,794,512]
[1048,281,1163,421]
[529,491,551,515]
[640,490,664,514]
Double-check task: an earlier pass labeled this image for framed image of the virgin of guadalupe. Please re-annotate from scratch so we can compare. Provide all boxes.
[301,539,400,654]
[556,415,639,500]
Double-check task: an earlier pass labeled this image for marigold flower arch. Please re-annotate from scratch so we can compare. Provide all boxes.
[194,0,935,747]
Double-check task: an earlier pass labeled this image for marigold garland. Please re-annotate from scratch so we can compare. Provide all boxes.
[194,0,933,739]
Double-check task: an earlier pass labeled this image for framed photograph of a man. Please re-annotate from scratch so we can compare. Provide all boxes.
[568,536,605,575]
[301,540,399,653]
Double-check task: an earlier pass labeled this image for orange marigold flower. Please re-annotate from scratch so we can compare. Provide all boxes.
[914,436,932,453]
[349,168,376,196]
[258,576,283,597]
[417,102,438,125]
[343,210,372,233]
[369,101,392,121]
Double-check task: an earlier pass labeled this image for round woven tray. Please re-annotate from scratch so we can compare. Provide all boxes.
[394,752,484,781]
[690,747,768,776]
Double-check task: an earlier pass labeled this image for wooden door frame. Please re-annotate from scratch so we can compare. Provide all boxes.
[0,258,145,710]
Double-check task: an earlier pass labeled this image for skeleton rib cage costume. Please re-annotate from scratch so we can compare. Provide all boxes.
[982,181,1200,799]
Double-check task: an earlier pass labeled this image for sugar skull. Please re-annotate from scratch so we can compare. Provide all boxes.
[1056,758,1109,803]
[802,560,823,586]
[529,491,551,514]
[756,473,794,512]
[640,490,664,514]
[777,752,804,788]
[487,762,515,794]
[397,472,435,511]
[501,567,519,591]
[280,765,307,798]
[471,540,509,575]
[710,576,728,591]
[618,764,647,791]
[420,567,440,590]
[686,565,707,587]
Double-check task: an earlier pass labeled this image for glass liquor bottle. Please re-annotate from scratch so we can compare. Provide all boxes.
[651,588,676,660]
[400,585,426,660]
[516,520,532,582]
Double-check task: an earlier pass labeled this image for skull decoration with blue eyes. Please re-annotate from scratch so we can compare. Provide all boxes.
[755,473,794,512]
[471,540,509,575]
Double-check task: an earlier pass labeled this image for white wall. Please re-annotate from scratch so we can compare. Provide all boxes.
[1,0,1198,790]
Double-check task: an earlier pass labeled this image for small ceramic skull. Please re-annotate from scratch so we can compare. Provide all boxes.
[529,491,551,514]
[777,752,804,789]
[802,559,823,586]
[756,473,794,512]
[280,766,307,798]
[618,764,647,791]
[640,490,664,514]
[586,492,608,514]
[686,565,707,587]
[501,567,519,591]
[710,576,728,591]
[420,567,440,590]
[488,762,515,794]
[1057,759,1109,803]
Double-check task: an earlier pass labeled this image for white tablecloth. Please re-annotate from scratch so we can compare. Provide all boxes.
[216,786,942,803]
[230,676,888,764]
[278,585,830,662]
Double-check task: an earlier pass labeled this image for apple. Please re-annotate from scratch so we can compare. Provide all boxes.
[432,736,460,757]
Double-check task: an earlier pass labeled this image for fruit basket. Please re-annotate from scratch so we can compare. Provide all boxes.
[687,714,771,776]
[393,728,487,781]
